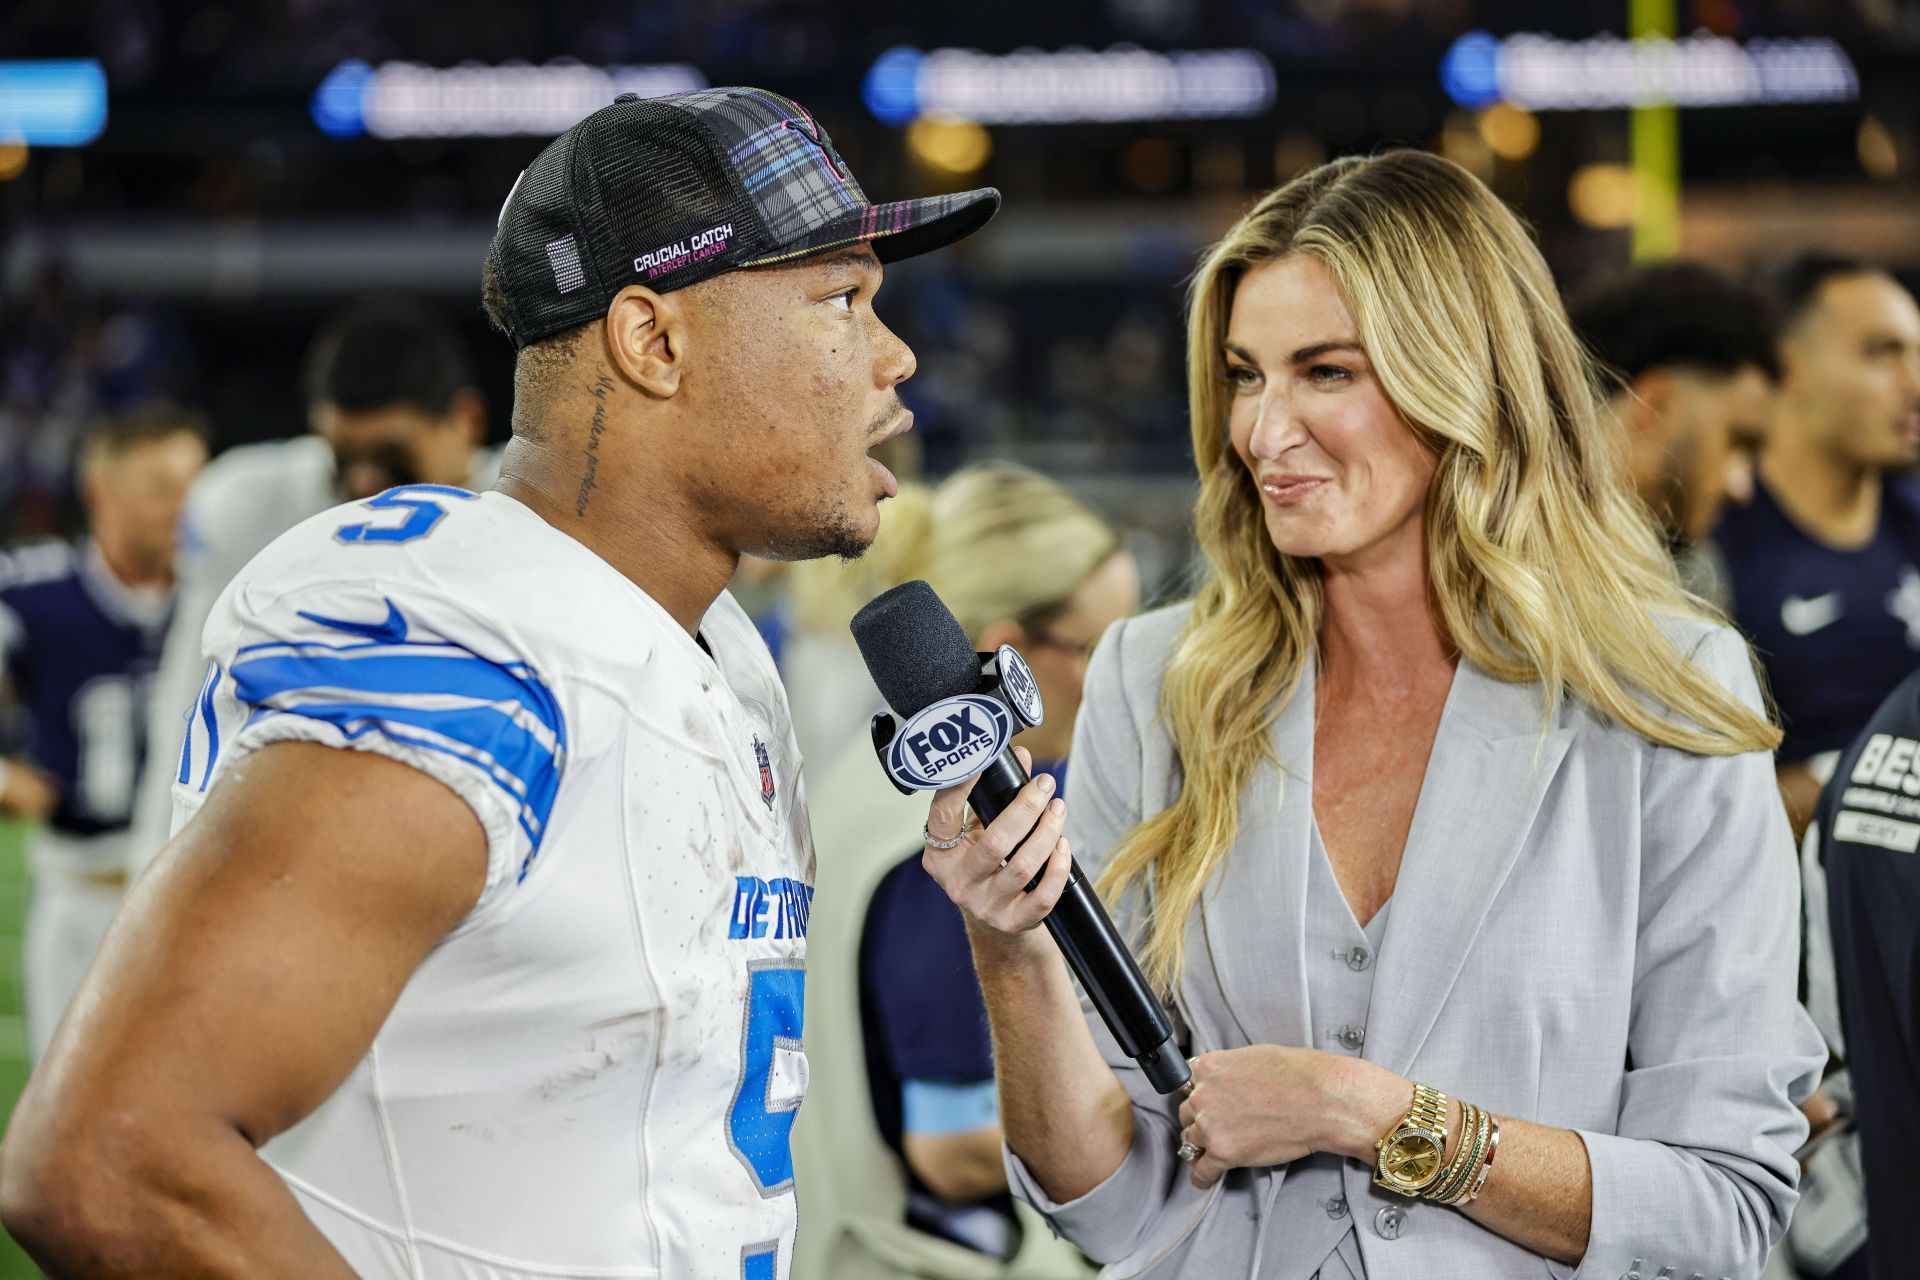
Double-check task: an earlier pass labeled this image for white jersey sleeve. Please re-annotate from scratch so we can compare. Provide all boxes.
[130,437,340,875]
[174,489,564,913]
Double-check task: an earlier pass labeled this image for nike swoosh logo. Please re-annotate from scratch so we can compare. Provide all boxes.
[297,598,410,644]
[1781,591,1843,637]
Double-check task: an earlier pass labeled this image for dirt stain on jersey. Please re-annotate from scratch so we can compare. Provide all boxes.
[681,705,715,750]
[534,1010,660,1101]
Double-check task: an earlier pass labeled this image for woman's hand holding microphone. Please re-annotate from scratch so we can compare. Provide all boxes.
[919,745,1075,946]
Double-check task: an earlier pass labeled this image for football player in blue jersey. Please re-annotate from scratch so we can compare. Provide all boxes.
[1,89,1012,1280]
[0,404,207,1059]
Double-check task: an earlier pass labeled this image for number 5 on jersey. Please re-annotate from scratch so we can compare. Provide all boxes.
[334,485,477,545]
[727,961,806,1195]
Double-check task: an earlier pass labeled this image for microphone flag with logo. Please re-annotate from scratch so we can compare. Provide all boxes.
[851,580,1191,1094]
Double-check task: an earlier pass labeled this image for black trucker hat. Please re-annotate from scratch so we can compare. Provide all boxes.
[487,86,1001,349]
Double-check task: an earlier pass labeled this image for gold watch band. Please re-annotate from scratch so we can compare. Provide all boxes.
[1373,1083,1452,1195]
[1405,1082,1448,1132]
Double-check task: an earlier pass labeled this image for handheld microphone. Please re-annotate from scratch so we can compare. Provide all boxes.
[851,580,1191,1095]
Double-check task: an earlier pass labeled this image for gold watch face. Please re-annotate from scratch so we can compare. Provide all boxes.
[1379,1132,1443,1188]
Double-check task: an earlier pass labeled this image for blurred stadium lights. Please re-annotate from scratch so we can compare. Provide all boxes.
[1440,30,1858,111]
[905,114,993,177]
[310,59,707,139]
[1858,116,1899,180]
[861,44,1275,126]
[1438,118,1496,182]
[1476,103,1539,162]
[0,59,107,146]
[1568,163,1641,228]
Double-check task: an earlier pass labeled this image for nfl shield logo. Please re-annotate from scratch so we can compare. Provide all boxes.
[754,735,776,809]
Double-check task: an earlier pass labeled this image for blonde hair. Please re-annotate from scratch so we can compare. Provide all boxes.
[1096,151,1780,990]
[786,462,1121,641]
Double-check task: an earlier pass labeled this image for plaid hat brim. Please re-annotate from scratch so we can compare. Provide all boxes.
[736,187,1000,271]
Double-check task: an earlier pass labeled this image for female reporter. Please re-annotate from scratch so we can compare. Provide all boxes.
[920,151,1825,1279]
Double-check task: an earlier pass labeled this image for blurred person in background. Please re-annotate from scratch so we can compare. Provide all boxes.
[1570,261,1777,607]
[125,297,493,877]
[1807,665,1920,1280]
[796,462,1135,1279]
[1574,258,1873,1280]
[1716,254,1920,843]
[918,151,1822,1279]
[0,265,196,542]
[0,405,206,1058]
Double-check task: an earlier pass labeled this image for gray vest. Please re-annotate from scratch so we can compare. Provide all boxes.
[1258,819,1391,1280]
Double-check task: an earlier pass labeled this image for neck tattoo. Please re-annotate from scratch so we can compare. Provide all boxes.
[574,364,616,517]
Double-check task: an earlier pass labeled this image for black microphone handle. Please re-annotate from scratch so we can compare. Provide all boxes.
[965,751,1192,1094]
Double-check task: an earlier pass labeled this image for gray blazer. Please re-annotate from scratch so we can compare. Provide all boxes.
[1007,603,1827,1280]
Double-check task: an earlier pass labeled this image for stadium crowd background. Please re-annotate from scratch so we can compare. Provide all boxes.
[0,0,1916,1276]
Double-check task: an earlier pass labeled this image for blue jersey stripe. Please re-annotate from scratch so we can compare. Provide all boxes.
[230,651,563,739]
[196,662,222,792]
[249,697,557,815]
[229,650,566,861]
[179,660,221,786]
[247,708,555,867]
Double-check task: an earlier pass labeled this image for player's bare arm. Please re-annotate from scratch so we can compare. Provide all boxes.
[0,741,486,1278]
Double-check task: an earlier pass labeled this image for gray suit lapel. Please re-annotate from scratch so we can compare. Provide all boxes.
[1191,653,1316,1053]
[1364,661,1575,1077]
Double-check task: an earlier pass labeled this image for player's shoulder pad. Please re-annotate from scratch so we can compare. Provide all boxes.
[220,486,646,679]
[212,560,569,892]
[229,490,489,620]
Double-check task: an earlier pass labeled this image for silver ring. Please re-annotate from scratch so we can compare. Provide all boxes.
[924,817,970,851]
[1176,1141,1204,1164]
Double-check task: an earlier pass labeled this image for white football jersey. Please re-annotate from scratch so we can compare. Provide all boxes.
[171,485,814,1280]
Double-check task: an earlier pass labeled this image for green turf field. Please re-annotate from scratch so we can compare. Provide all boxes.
[0,820,43,1275]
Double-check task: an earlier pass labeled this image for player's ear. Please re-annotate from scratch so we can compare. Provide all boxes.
[1626,367,1675,434]
[605,285,687,399]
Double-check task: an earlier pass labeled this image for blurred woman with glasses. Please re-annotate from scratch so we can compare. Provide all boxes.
[793,463,1137,1279]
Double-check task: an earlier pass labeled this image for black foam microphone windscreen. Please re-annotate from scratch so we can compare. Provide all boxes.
[851,580,983,715]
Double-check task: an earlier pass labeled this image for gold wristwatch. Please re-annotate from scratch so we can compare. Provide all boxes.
[1373,1083,1451,1196]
